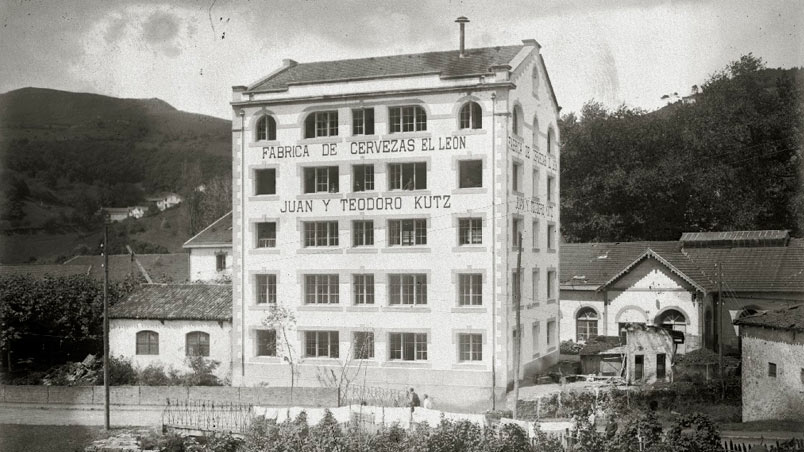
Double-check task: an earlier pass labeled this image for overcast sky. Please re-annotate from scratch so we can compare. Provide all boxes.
[1,0,801,119]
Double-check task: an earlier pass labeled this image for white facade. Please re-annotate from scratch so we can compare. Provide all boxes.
[230,41,560,410]
[561,258,701,353]
[188,247,232,282]
[110,319,232,380]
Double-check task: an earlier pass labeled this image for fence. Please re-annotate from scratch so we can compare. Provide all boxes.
[162,399,254,434]
[722,437,804,451]
[339,384,408,407]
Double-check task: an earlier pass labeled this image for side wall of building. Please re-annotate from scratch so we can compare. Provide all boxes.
[110,319,232,380]
[188,247,233,282]
[740,325,804,422]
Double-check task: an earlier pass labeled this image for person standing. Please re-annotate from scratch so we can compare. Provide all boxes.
[408,387,420,413]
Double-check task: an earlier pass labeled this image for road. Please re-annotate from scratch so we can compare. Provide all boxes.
[0,403,163,426]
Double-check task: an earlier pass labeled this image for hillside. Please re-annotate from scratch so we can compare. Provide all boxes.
[0,87,232,263]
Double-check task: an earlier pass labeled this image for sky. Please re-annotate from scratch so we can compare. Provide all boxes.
[1,0,801,120]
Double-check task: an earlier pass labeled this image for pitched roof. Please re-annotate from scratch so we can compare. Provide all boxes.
[561,236,804,294]
[183,212,232,248]
[734,304,804,331]
[0,264,91,278]
[64,254,189,283]
[680,230,790,248]
[247,45,525,93]
[110,284,232,321]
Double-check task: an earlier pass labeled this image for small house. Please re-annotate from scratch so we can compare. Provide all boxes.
[182,212,232,282]
[578,324,674,384]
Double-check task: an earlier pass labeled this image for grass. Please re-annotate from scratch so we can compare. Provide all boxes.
[719,420,804,433]
[655,402,742,427]
[0,424,113,452]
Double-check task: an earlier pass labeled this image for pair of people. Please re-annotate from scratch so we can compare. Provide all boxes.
[408,388,433,411]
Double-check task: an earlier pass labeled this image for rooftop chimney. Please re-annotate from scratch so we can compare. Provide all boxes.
[456,16,469,57]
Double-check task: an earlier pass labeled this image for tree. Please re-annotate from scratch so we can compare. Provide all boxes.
[561,55,803,242]
[315,330,373,405]
[262,304,301,404]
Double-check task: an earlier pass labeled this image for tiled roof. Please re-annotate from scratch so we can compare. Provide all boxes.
[64,254,189,283]
[734,304,804,331]
[0,264,91,278]
[183,212,232,248]
[110,284,232,321]
[561,237,804,294]
[247,45,524,93]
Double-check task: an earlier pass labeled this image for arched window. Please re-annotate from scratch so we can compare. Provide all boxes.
[256,115,276,141]
[532,64,540,95]
[186,331,210,357]
[576,307,599,342]
[511,106,521,136]
[136,330,159,355]
[532,116,540,152]
[547,128,555,155]
[657,309,686,332]
[459,102,482,129]
[304,111,339,138]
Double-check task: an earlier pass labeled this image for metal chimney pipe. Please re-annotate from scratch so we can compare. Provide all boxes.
[456,16,469,57]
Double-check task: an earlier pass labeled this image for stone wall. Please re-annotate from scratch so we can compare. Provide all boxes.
[0,385,337,407]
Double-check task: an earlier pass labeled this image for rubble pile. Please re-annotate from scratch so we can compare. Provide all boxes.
[41,354,100,386]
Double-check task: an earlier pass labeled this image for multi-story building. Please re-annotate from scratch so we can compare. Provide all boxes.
[230,21,561,410]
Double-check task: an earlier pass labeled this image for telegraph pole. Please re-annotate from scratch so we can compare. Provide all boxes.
[717,262,725,399]
[512,232,523,419]
[102,217,110,430]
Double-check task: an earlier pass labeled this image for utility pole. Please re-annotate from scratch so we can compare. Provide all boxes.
[102,217,110,430]
[512,232,523,419]
[717,262,724,399]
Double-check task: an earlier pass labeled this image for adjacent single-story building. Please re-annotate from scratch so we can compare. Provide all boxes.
[109,284,232,380]
[578,324,674,384]
[734,304,804,422]
[183,212,232,282]
[561,230,804,356]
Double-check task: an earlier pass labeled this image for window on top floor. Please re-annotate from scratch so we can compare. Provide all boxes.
[352,108,375,135]
[459,102,482,129]
[304,111,338,138]
[256,115,276,141]
[389,106,426,133]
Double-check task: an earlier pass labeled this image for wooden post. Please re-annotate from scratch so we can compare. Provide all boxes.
[512,232,523,419]
[103,219,110,430]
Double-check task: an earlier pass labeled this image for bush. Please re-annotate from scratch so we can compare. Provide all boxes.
[138,363,174,386]
[560,340,584,355]
[179,357,222,386]
[102,356,137,385]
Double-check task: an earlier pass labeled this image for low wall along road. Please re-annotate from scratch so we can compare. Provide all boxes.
[0,385,338,407]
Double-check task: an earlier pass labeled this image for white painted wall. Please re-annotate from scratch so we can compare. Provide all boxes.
[110,319,232,380]
[188,247,233,282]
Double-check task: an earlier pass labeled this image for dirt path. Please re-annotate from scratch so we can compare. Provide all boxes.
[0,403,163,426]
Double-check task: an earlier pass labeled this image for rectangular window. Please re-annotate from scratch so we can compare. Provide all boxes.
[512,218,523,248]
[547,320,556,347]
[216,253,226,272]
[256,222,276,248]
[388,162,426,190]
[532,322,540,355]
[389,106,426,133]
[255,168,277,195]
[458,218,482,245]
[458,274,483,306]
[512,162,522,192]
[352,220,374,246]
[303,221,338,247]
[547,224,556,250]
[255,274,277,304]
[352,108,374,135]
[305,331,339,358]
[303,166,339,193]
[352,164,375,192]
[458,333,483,361]
[532,221,539,250]
[389,332,428,361]
[512,270,521,301]
[657,353,666,379]
[388,274,427,305]
[459,160,483,188]
[304,274,339,304]
[353,332,374,359]
[256,330,277,357]
[547,270,556,300]
[388,219,427,246]
[532,169,539,197]
[353,274,375,305]
[768,362,777,378]
[305,111,338,138]
[634,355,644,380]
[547,175,555,201]
[532,268,540,304]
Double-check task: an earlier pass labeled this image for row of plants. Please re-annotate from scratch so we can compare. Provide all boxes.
[138,408,725,452]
